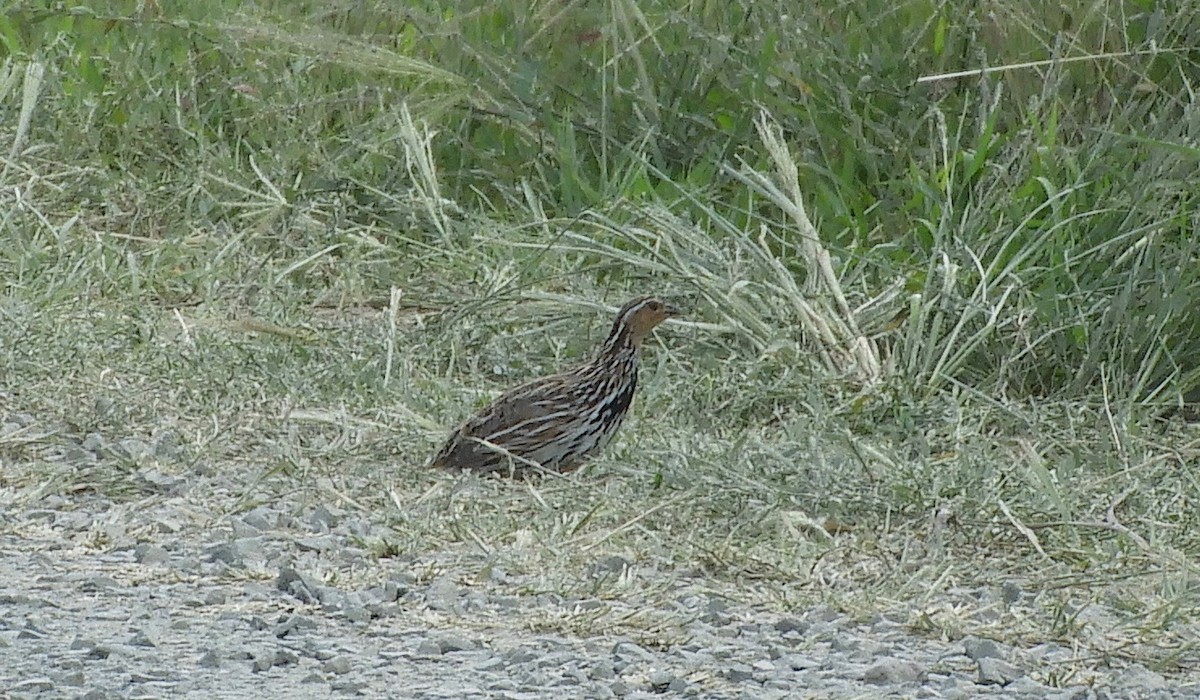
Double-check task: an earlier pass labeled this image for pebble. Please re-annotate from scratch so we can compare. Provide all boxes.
[0,444,1193,700]
[977,657,1024,685]
[962,636,1003,660]
[862,657,926,684]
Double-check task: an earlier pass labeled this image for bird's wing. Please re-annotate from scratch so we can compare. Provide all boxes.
[461,376,574,444]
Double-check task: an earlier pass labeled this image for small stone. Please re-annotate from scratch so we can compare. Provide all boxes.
[276,567,321,604]
[82,433,106,452]
[129,629,157,647]
[138,468,183,493]
[1116,665,1168,690]
[205,543,242,566]
[782,654,820,671]
[1001,581,1022,604]
[307,504,343,530]
[241,507,275,530]
[648,669,675,690]
[116,438,152,460]
[12,678,54,693]
[134,544,170,565]
[274,650,299,666]
[343,606,372,624]
[590,555,630,577]
[962,636,1002,660]
[199,650,221,668]
[612,641,650,658]
[589,662,615,680]
[977,657,1024,685]
[862,658,925,684]
[10,412,35,426]
[252,651,274,672]
[331,680,369,693]
[415,638,442,656]
[773,617,807,634]
[153,430,181,459]
[323,656,353,675]
[425,576,459,611]
[504,648,537,664]
[272,614,317,638]
[295,536,335,552]
[830,637,859,653]
[438,634,476,653]
[80,575,118,592]
[62,444,96,464]
[1006,677,1050,694]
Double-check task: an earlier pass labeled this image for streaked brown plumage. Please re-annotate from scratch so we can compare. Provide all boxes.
[429,296,679,476]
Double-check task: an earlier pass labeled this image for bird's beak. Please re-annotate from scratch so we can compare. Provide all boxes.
[663,303,682,318]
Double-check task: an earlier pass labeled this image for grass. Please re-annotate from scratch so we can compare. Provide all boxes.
[2,0,1199,681]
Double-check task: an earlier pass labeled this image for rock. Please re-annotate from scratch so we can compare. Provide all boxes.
[252,650,275,672]
[589,555,630,577]
[424,575,460,611]
[1115,665,1168,691]
[648,669,675,690]
[134,544,170,564]
[505,648,537,664]
[306,504,343,530]
[272,614,317,638]
[240,507,275,531]
[862,658,925,684]
[11,678,54,693]
[782,654,820,671]
[276,567,322,603]
[962,636,1003,660]
[128,629,157,647]
[342,605,372,623]
[152,429,181,459]
[415,638,442,656]
[273,649,300,666]
[774,616,807,634]
[82,433,106,452]
[977,657,1024,685]
[437,634,476,653]
[295,536,335,552]
[116,438,152,460]
[323,656,353,675]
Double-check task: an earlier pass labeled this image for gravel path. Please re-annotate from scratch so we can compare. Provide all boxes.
[2,428,1197,699]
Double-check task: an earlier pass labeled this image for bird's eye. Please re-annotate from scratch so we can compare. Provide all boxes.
[648,301,661,311]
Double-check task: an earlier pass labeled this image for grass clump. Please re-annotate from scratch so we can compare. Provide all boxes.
[2,0,1199,677]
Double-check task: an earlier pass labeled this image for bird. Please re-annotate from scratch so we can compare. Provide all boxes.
[429,296,679,476]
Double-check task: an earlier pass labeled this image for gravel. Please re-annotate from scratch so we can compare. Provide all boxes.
[2,427,1198,698]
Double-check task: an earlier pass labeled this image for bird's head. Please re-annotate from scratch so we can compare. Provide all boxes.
[609,296,680,347]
